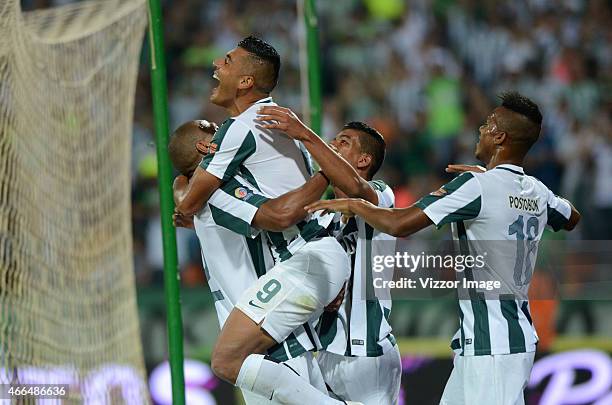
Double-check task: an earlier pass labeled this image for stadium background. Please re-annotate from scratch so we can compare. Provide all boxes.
[19,0,612,404]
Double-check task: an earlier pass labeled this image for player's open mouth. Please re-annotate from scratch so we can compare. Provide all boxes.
[212,70,220,91]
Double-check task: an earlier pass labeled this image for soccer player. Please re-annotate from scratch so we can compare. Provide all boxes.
[305,92,581,405]
[169,120,332,404]
[173,36,359,404]
[256,107,402,405]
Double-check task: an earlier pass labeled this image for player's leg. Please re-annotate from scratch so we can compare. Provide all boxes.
[493,352,535,405]
[317,351,352,401]
[439,355,466,405]
[440,352,535,405]
[239,352,327,405]
[212,237,351,404]
[318,345,402,405]
[212,308,343,404]
[285,351,328,394]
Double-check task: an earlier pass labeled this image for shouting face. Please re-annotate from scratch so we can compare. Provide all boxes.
[210,47,252,107]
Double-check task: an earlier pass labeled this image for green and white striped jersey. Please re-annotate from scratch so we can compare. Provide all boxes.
[200,97,334,261]
[317,180,398,357]
[195,177,319,362]
[200,97,312,197]
[415,164,572,356]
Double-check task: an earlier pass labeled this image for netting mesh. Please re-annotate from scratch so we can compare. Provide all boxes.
[0,0,149,402]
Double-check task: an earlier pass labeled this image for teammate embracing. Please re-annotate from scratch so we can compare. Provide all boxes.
[173,36,360,404]
[257,108,402,405]
[306,92,581,405]
[169,119,332,404]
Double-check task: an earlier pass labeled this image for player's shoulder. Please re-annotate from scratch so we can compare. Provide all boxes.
[522,173,548,189]
[368,179,389,192]
[368,179,395,208]
[232,97,278,123]
[521,173,557,202]
[214,117,252,141]
[443,171,482,192]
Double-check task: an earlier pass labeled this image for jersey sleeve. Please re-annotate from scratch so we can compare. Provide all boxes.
[414,172,482,228]
[545,189,572,231]
[368,180,395,208]
[199,118,256,182]
[206,176,269,237]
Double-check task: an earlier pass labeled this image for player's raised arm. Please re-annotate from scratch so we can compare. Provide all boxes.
[253,171,330,231]
[256,106,378,204]
[305,198,432,237]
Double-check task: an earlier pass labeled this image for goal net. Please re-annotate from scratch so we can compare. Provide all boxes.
[0,0,149,402]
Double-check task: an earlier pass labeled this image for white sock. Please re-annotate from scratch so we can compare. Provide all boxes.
[236,354,343,405]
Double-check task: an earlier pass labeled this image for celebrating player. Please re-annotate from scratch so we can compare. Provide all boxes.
[256,107,402,405]
[169,120,332,404]
[173,36,361,405]
[305,92,581,405]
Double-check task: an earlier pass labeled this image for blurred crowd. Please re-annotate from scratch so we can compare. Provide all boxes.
[22,0,612,304]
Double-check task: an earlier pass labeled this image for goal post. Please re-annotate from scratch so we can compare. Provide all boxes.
[298,0,323,135]
[146,0,186,403]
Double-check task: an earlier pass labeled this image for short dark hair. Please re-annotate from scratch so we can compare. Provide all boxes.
[499,91,542,125]
[237,36,281,93]
[168,120,212,177]
[497,91,542,150]
[343,121,386,178]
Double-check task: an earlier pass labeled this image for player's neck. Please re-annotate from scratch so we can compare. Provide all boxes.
[228,92,271,116]
[485,151,523,170]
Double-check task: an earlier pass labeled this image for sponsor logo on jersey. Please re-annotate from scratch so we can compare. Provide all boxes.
[235,187,248,199]
[509,195,539,212]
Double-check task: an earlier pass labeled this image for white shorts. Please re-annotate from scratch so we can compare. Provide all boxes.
[241,351,327,405]
[440,351,535,405]
[236,237,350,343]
[318,345,402,405]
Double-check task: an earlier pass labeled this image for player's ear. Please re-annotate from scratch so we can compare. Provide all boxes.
[493,131,507,146]
[238,75,254,90]
[357,153,372,170]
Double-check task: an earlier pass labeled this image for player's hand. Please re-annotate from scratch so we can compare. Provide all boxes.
[173,211,195,229]
[325,283,346,312]
[304,198,356,216]
[445,164,486,174]
[255,106,310,141]
[196,141,218,156]
[196,119,218,135]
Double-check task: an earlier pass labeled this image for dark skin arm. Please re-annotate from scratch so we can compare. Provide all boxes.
[256,106,378,204]
[174,167,223,216]
[305,198,432,238]
[252,172,330,231]
[173,172,329,232]
[564,202,581,231]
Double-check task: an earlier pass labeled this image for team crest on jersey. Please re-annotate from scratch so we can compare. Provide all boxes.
[431,187,447,197]
[235,187,248,199]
